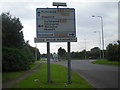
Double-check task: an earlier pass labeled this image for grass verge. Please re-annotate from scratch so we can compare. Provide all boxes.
[2,62,40,81]
[12,63,93,88]
[92,59,120,65]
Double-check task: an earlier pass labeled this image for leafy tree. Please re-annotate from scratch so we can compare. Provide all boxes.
[71,52,80,59]
[81,50,86,59]
[24,41,41,61]
[89,47,100,59]
[41,54,47,58]
[106,43,119,61]
[71,47,100,59]
[2,12,41,72]
[58,47,67,59]
[71,50,86,59]
[2,47,30,72]
[2,12,24,47]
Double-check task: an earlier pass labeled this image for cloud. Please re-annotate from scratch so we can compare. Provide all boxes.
[0,1,118,53]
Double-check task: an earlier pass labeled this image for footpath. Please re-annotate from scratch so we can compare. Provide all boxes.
[2,64,41,88]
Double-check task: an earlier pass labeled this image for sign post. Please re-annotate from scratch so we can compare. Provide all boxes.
[35,2,77,83]
[67,42,71,83]
[47,42,51,82]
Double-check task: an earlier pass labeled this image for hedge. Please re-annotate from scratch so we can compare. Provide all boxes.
[2,47,31,72]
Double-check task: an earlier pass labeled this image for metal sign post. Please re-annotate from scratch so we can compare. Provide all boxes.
[35,2,77,83]
[47,42,51,82]
[67,42,71,83]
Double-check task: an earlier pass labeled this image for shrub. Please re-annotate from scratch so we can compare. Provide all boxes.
[2,47,30,72]
[106,43,119,61]
[23,45,35,63]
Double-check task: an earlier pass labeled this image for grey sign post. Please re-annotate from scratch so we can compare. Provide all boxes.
[47,42,51,82]
[35,2,77,83]
[67,42,71,83]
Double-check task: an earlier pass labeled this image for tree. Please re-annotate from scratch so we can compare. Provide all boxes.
[71,52,76,59]
[58,47,67,59]
[89,47,100,59]
[2,47,30,72]
[71,52,80,59]
[2,12,24,48]
[106,43,119,61]
[41,54,47,58]
[2,12,41,72]
[24,41,41,61]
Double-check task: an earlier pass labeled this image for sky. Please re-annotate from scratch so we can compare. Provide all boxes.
[0,0,119,54]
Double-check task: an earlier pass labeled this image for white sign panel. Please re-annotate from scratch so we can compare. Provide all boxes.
[35,37,77,42]
[36,8,76,39]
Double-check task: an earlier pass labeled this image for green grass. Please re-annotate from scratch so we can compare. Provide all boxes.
[2,62,40,81]
[92,59,120,65]
[29,62,40,70]
[12,63,94,88]
[2,72,22,81]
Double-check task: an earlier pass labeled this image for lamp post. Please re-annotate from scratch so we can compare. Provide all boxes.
[85,39,87,60]
[93,31,101,60]
[92,15,105,63]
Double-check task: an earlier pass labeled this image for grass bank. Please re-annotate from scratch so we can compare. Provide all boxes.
[92,59,120,65]
[12,63,94,88]
[2,63,40,81]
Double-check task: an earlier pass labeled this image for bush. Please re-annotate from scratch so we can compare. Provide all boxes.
[23,45,35,63]
[106,43,119,61]
[2,47,30,72]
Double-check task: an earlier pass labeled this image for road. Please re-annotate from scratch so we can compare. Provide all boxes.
[36,60,119,88]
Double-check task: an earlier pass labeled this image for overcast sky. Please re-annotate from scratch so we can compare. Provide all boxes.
[0,0,119,54]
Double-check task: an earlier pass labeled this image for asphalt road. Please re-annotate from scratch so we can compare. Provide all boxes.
[71,60,119,88]
[37,60,119,88]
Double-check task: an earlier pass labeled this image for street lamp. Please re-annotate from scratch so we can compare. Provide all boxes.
[85,39,87,60]
[93,31,101,60]
[92,15,105,63]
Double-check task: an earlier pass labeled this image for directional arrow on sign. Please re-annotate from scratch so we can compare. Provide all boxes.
[37,12,40,16]
[69,33,74,36]
[38,25,44,27]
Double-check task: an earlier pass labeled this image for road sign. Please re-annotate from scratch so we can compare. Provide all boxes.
[34,37,77,42]
[36,8,77,42]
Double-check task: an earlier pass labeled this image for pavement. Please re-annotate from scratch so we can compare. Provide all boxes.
[36,60,119,89]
